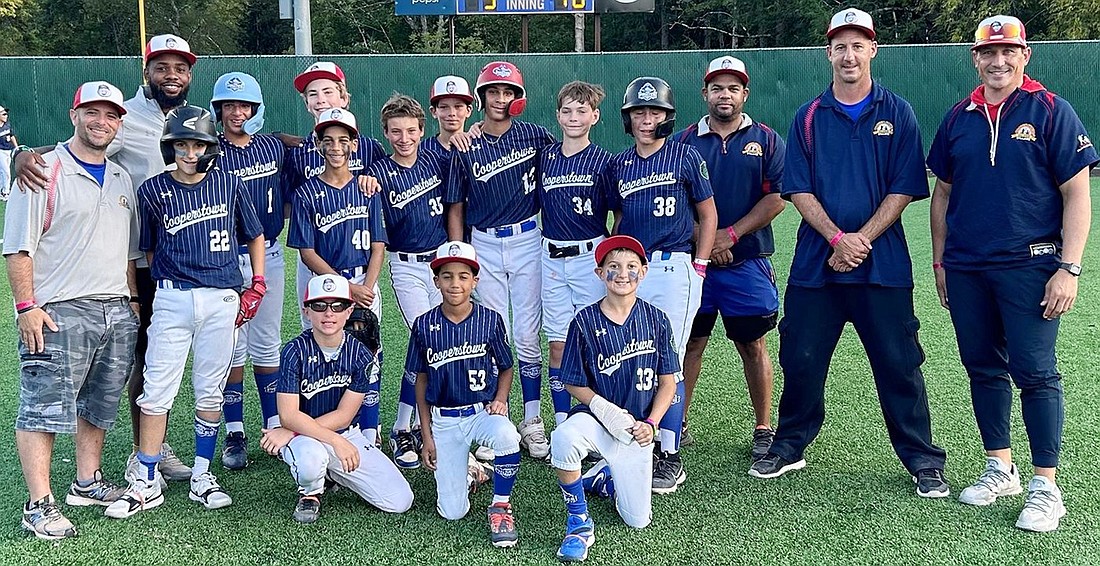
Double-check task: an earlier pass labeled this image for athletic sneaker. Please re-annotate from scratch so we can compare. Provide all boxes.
[411,426,424,452]
[189,472,233,510]
[487,502,519,548]
[159,442,193,481]
[581,459,615,498]
[390,430,420,469]
[913,468,951,498]
[748,453,806,479]
[221,432,249,471]
[467,453,493,493]
[475,445,495,462]
[293,495,321,523]
[651,453,686,494]
[556,513,595,562]
[105,475,165,519]
[1016,476,1066,532]
[22,495,77,540]
[519,416,550,459]
[124,451,168,489]
[959,457,1022,506]
[66,469,127,507]
[680,423,695,448]
[751,428,775,461]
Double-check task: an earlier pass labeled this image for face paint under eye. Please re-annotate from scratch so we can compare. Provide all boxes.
[174,147,191,159]
[627,270,640,282]
[604,269,620,282]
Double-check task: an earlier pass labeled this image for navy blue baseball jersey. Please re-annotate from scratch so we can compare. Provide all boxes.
[277,331,375,421]
[606,140,715,254]
[405,303,514,407]
[420,135,449,160]
[367,152,449,254]
[280,132,386,197]
[537,142,613,241]
[138,170,264,289]
[444,120,556,230]
[288,177,388,271]
[216,133,288,246]
[560,299,680,420]
[675,116,785,262]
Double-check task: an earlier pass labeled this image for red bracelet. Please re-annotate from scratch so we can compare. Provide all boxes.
[829,230,845,248]
[15,300,37,312]
[932,262,944,270]
[726,226,739,245]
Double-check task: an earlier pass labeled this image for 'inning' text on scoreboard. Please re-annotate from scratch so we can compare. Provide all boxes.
[395,0,593,16]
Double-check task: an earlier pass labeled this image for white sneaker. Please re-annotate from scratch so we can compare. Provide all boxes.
[125,451,169,489]
[519,416,550,459]
[959,457,1022,506]
[1015,476,1066,532]
[104,475,164,519]
[189,472,233,510]
[474,444,495,462]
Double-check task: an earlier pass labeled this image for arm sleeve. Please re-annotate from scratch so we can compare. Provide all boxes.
[404,325,427,375]
[287,186,313,250]
[781,108,814,200]
[234,179,265,242]
[559,318,590,387]
[887,101,931,200]
[280,147,303,202]
[349,348,374,394]
[1048,97,1100,184]
[443,151,467,205]
[276,343,302,394]
[682,147,714,203]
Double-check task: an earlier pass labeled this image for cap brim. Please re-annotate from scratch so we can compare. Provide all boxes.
[294,70,343,93]
[75,100,127,116]
[146,50,196,66]
[827,24,876,40]
[972,38,1027,50]
[431,93,474,105]
[703,69,749,86]
[595,236,648,265]
[303,293,351,305]
[430,257,480,275]
[314,119,357,138]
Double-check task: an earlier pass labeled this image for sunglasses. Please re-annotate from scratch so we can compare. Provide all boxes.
[975,21,1023,42]
[306,300,351,313]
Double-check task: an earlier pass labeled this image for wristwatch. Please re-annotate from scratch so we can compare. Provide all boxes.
[1058,262,1082,276]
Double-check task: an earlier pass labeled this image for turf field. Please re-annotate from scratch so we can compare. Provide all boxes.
[0,182,1097,565]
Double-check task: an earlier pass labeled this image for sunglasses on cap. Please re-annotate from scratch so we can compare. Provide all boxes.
[306,300,352,313]
[975,21,1023,43]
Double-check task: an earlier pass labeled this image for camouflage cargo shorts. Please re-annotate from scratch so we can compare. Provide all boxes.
[17,298,138,433]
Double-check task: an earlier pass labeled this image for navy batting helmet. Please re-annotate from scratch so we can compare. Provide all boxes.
[160,105,220,173]
[620,77,676,138]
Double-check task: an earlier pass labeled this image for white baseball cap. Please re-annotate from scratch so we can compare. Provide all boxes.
[304,274,351,304]
[827,8,875,40]
[72,81,127,115]
[144,34,196,66]
[314,108,358,138]
[703,56,749,86]
[430,241,480,275]
[294,61,346,93]
[972,15,1027,50]
[430,75,474,105]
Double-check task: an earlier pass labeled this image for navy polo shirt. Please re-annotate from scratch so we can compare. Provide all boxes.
[927,76,1099,271]
[675,114,784,263]
[782,82,929,288]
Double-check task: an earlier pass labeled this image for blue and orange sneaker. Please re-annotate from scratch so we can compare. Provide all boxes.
[556,513,595,562]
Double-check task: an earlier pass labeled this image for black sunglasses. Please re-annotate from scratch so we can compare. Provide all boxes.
[306,300,351,313]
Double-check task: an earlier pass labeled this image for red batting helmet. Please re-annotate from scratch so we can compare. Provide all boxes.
[475,61,526,117]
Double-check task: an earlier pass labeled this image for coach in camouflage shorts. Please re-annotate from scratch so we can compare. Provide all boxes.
[3,81,141,540]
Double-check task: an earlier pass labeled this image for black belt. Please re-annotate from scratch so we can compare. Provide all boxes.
[397,251,436,263]
[548,241,595,259]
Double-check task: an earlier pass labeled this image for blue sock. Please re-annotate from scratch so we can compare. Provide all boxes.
[137,451,161,481]
[223,381,244,433]
[194,417,220,477]
[559,478,588,516]
[358,353,382,442]
[548,367,572,424]
[658,380,686,453]
[519,361,542,421]
[398,370,417,407]
[492,451,521,498]
[255,370,279,429]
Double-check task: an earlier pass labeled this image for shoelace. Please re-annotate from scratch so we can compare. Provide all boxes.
[490,509,514,532]
[38,501,64,520]
[1024,489,1059,514]
[975,466,1013,491]
[526,426,548,445]
[396,433,416,453]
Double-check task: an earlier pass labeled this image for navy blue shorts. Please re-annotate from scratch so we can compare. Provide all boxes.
[691,258,779,343]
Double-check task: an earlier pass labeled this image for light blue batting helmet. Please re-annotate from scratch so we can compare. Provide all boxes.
[210,72,265,135]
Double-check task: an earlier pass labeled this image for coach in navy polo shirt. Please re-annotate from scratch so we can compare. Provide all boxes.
[927,16,1097,533]
[748,8,948,498]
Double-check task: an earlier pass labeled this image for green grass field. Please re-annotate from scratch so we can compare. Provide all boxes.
[0,182,1098,565]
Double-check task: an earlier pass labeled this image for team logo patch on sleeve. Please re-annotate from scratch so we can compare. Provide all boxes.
[1077,134,1094,152]
[872,121,894,136]
[1011,123,1037,142]
[742,142,763,157]
[699,161,710,180]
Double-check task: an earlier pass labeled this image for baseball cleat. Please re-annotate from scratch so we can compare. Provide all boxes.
[105,476,164,519]
[519,416,551,459]
[475,444,495,463]
[293,495,322,523]
[914,468,951,498]
[158,442,193,481]
[189,472,233,510]
[751,428,775,461]
[651,454,686,494]
[581,459,615,498]
[959,457,1022,506]
[221,432,249,471]
[556,513,595,562]
[679,423,695,448]
[22,495,77,540]
[487,502,519,548]
[748,453,806,479]
[66,469,127,507]
[1015,476,1066,532]
[390,430,421,469]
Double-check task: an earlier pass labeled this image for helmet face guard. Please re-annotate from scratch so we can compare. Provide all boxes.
[160,105,221,173]
[620,77,676,139]
[475,61,527,117]
[210,72,266,135]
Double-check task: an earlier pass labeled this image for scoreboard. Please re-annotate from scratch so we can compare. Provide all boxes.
[396,0,593,16]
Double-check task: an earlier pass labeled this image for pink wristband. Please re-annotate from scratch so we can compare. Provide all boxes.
[829,230,845,248]
[726,226,739,245]
[15,300,36,312]
[932,262,944,270]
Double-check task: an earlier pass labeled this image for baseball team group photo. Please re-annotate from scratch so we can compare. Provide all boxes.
[1,6,1098,565]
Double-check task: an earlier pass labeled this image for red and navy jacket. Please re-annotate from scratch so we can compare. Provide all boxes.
[927,75,1099,270]
[675,115,784,263]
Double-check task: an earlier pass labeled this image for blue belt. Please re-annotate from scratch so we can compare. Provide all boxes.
[648,251,674,261]
[338,265,367,279]
[437,403,484,417]
[481,219,537,239]
[397,251,436,263]
[237,239,276,255]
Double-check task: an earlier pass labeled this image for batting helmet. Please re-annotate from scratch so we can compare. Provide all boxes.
[210,72,266,135]
[160,105,220,173]
[475,61,526,117]
[620,77,676,138]
[346,308,381,352]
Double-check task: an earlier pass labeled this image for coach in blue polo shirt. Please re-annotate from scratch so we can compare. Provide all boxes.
[674,56,786,460]
[927,16,1097,533]
[748,8,948,498]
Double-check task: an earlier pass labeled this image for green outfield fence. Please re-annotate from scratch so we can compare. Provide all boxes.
[1,42,1097,150]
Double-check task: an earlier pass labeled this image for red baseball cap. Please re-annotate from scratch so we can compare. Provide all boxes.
[431,241,480,275]
[704,56,749,86]
[972,16,1027,50]
[144,34,196,66]
[595,235,648,266]
[294,62,346,93]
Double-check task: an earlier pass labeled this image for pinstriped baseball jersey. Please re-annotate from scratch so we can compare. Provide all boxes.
[287,177,388,271]
[367,153,449,254]
[444,120,555,230]
[560,299,680,420]
[537,142,613,241]
[405,303,514,407]
[138,170,264,289]
[216,133,288,243]
[280,133,386,197]
[420,135,449,160]
[277,331,376,420]
[606,140,714,253]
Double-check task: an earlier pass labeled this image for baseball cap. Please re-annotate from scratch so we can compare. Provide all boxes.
[294,62,346,93]
[973,16,1027,50]
[314,108,358,138]
[72,81,127,116]
[595,235,648,266]
[144,34,196,66]
[304,274,351,304]
[430,241,480,275]
[704,56,750,86]
[430,75,474,105]
[827,8,875,40]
